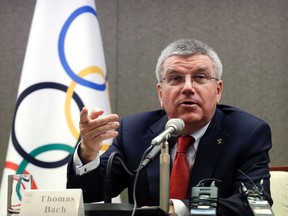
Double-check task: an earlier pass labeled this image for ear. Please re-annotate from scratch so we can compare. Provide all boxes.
[216,80,223,104]
[157,83,164,108]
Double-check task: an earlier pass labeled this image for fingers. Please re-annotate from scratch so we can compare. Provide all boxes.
[81,117,119,144]
[89,107,105,120]
[80,108,119,138]
[80,107,104,124]
[78,107,119,163]
[79,107,89,124]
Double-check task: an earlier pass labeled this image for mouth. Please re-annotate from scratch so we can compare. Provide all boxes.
[179,99,198,107]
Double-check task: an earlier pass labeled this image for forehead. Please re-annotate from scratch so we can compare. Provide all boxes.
[163,54,213,73]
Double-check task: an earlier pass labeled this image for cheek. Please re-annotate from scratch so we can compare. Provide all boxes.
[161,91,176,109]
[161,95,169,107]
[198,88,218,109]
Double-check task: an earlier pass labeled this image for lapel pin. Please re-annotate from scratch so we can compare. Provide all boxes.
[217,138,222,145]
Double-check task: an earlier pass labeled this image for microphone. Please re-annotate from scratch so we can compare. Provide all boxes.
[139,118,184,170]
[151,118,185,145]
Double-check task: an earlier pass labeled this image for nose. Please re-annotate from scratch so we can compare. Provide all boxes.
[181,77,195,93]
[183,77,194,87]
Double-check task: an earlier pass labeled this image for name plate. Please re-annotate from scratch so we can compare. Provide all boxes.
[19,189,84,216]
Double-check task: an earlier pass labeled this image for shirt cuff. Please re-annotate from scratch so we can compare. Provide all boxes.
[73,141,100,176]
[171,199,189,216]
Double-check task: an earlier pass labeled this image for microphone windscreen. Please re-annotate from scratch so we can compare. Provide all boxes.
[165,118,185,137]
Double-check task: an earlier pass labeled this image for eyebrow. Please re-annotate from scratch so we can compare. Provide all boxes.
[165,66,210,76]
[197,66,210,73]
[165,68,179,74]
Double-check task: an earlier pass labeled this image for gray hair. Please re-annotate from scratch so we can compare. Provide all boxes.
[155,39,223,82]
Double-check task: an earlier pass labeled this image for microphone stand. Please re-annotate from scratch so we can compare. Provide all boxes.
[159,138,170,213]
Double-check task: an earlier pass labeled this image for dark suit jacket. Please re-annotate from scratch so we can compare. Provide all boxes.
[67,104,273,216]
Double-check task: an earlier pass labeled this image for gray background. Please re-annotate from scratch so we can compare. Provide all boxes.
[0,0,287,183]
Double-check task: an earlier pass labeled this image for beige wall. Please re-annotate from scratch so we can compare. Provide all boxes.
[1,0,287,182]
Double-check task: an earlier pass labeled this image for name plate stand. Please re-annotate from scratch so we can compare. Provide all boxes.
[19,189,84,216]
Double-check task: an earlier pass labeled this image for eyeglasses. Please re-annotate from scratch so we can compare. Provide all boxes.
[160,73,219,86]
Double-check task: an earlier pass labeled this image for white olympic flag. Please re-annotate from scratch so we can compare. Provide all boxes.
[0,0,115,214]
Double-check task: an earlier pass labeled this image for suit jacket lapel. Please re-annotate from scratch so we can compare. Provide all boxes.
[141,115,168,198]
[190,108,229,187]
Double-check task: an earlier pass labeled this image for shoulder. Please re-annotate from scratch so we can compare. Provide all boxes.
[216,104,271,132]
[217,104,266,123]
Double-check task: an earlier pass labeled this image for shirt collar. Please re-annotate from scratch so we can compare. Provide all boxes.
[190,122,210,150]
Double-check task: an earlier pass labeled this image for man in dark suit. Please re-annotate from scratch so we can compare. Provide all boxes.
[67,39,273,216]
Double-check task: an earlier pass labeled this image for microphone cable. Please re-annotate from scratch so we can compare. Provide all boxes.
[237,169,262,192]
[104,147,154,216]
[131,144,155,216]
[105,151,136,203]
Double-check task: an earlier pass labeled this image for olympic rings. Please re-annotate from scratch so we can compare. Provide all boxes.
[7,5,109,177]
[12,82,83,168]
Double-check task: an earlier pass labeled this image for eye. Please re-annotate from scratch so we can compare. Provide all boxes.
[192,74,208,83]
[170,75,182,81]
[167,74,184,85]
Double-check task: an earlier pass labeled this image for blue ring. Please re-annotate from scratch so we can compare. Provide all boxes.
[58,6,107,91]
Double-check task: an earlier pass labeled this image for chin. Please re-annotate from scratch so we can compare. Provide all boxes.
[179,118,199,127]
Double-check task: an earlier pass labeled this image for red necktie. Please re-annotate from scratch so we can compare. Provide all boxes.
[170,135,194,199]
